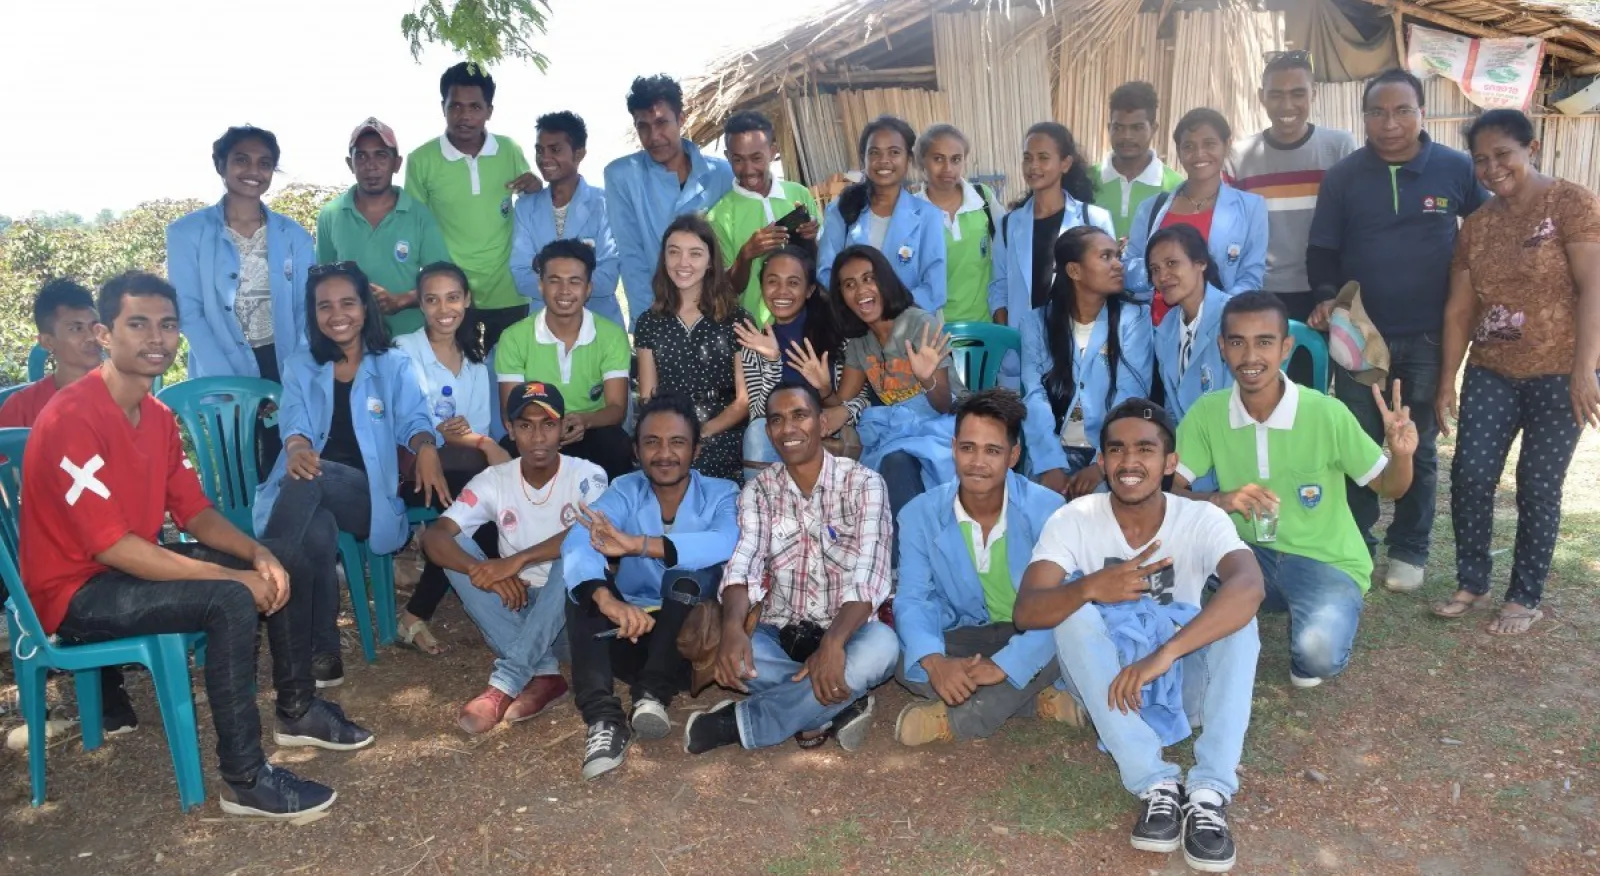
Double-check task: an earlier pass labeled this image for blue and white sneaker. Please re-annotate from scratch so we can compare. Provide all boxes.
[220,763,336,818]
[274,699,374,751]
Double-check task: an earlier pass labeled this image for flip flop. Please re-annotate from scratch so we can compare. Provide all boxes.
[794,724,834,749]
[1432,590,1493,619]
[398,616,446,655]
[1487,605,1543,636]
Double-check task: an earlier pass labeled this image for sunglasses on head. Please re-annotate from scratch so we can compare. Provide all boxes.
[1263,49,1314,67]
[308,261,360,278]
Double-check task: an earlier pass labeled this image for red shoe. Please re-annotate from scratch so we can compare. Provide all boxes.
[458,687,513,735]
[505,675,570,723]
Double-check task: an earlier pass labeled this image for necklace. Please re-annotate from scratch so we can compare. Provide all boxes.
[1178,187,1217,213]
[519,460,560,505]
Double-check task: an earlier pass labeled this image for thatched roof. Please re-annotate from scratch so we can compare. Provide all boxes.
[683,0,1600,142]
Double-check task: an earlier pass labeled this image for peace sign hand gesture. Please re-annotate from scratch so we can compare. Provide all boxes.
[786,338,832,393]
[1374,379,1419,458]
[734,318,780,360]
[904,322,952,386]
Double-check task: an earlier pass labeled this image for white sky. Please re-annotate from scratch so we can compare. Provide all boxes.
[0,0,834,217]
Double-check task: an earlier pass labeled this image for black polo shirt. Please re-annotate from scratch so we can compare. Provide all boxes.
[1308,133,1487,336]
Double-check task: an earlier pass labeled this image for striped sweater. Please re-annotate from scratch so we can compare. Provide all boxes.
[1229,125,1357,294]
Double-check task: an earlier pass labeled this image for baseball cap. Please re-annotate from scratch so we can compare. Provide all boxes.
[348,117,399,152]
[1326,282,1391,387]
[505,381,565,422]
[1099,397,1177,453]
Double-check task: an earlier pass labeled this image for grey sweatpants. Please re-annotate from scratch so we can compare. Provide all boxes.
[896,622,1060,740]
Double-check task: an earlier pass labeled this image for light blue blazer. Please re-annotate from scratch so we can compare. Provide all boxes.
[1020,302,1154,475]
[1155,285,1234,423]
[166,200,313,379]
[603,141,733,328]
[987,195,1115,325]
[509,175,622,326]
[895,471,1065,688]
[1123,184,1268,301]
[560,470,740,607]
[817,189,947,312]
[254,349,440,555]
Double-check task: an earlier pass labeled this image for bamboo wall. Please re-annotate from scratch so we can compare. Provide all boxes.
[935,9,1054,196]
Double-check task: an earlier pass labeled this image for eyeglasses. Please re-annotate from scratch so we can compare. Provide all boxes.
[1362,107,1421,123]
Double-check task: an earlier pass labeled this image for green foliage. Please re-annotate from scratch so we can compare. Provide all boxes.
[0,185,339,387]
[401,0,552,68]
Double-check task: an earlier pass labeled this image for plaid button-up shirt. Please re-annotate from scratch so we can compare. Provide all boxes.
[722,452,893,627]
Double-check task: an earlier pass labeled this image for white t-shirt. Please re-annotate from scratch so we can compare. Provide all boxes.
[1029,493,1247,607]
[443,454,609,587]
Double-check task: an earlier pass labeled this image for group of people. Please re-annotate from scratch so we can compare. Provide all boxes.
[5,51,1597,875]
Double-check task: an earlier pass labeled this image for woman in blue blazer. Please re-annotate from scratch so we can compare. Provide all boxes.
[1148,224,1234,422]
[1123,108,1267,312]
[817,115,947,312]
[1021,226,1153,499]
[166,125,314,382]
[255,263,449,683]
[988,122,1115,327]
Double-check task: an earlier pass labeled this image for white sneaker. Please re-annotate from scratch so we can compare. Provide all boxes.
[1289,673,1323,689]
[630,696,671,740]
[1382,559,1426,592]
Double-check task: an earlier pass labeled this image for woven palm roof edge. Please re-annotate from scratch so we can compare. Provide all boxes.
[683,0,1600,142]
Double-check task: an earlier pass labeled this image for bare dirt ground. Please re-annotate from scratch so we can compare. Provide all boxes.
[2,432,1597,876]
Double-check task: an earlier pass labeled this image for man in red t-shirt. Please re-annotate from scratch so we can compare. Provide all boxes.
[0,278,104,428]
[19,271,368,819]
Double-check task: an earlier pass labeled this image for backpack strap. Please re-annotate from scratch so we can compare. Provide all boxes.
[1145,190,1171,241]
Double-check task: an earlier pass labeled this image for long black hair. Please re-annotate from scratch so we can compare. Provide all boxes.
[415,261,486,363]
[760,245,846,357]
[306,262,394,365]
[837,115,917,227]
[1144,224,1223,293]
[829,244,914,340]
[1011,122,1096,211]
[1043,227,1124,426]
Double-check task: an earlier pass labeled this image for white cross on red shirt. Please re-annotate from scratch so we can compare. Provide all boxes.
[61,454,111,505]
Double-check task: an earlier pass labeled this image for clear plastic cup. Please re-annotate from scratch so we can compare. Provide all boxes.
[1252,507,1279,543]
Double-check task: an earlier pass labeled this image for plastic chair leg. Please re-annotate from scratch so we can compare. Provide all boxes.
[337,534,378,664]
[74,668,105,751]
[373,554,398,646]
[17,662,50,807]
[150,636,206,812]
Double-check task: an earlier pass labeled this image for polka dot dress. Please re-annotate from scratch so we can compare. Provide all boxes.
[634,307,750,482]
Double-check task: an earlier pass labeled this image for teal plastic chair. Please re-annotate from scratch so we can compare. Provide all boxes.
[1285,320,1330,393]
[945,322,1022,392]
[0,381,31,408]
[160,378,390,663]
[26,345,49,382]
[0,428,208,811]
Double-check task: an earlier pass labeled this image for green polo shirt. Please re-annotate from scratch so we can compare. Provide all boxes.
[493,309,630,415]
[404,133,530,312]
[1174,378,1386,591]
[315,186,450,337]
[708,179,820,325]
[920,182,999,323]
[1091,154,1185,242]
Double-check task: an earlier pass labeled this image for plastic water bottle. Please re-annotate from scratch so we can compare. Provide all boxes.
[433,385,456,422]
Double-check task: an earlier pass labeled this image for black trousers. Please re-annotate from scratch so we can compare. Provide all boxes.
[565,570,716,725]
[479,304,531,355]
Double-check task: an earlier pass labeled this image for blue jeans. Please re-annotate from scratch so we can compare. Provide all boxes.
[1333,332,1440,566]
[444,534,570,697]
[1252,546,1364,679]
[735,621,900,749]
[743,418,780,483]
[1054,606,1259,800]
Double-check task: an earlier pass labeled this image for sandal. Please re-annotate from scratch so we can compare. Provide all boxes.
[1487,604,1543,636]
[1431,590,1493,619]
[794,724,834,749]
[398,615,446,655]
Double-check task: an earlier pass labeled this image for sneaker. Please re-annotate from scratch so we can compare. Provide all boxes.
[220,762,337,819]
[505,675,569,724]
[683,699,739,755]
[274,699,375,751]
[894,700,954,747]
[1290,672,1323,689]
[1183,796,1237,873]
[312,653,344,689]
[1130,782,1184,854]
[833,695,875,752]
[1382,559,1426,593]
[581,720,631,781]
[1034,687,1087,727]
[630,695,671,740]
[458,687,513,735]
[102,683,139,737]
